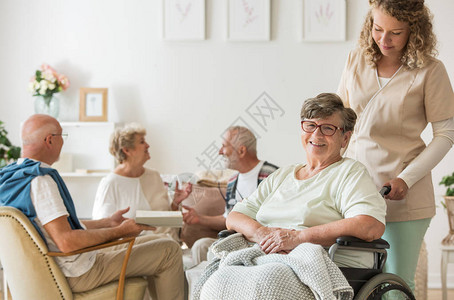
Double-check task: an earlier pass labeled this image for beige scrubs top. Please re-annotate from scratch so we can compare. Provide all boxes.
[337,48,454,222]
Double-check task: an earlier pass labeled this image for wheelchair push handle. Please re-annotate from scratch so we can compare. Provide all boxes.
[379,186,391,197]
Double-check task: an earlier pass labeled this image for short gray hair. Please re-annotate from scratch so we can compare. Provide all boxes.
[300,93,357,132]
[226,126,257,156]
[110,123,146,163]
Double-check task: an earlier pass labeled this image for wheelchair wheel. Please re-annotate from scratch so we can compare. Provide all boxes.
[354,273,415,300]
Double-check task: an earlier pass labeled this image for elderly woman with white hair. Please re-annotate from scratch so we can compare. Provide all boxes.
[92,123,191,240]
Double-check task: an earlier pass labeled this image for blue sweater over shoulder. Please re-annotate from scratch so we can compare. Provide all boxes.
[0,158,83,241]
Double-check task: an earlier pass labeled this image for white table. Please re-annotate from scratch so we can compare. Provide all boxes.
[441,244,454,300]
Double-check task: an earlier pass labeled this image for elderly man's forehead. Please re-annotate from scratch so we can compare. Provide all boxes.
[223,129,239,143]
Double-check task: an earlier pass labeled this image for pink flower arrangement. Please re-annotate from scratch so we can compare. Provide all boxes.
[28,64,70,101]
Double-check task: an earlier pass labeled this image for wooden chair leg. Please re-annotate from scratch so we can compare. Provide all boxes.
[116,238,136,300]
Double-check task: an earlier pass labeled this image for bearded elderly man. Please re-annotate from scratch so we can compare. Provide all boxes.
[182,126,278,265]
[0,114,184,300]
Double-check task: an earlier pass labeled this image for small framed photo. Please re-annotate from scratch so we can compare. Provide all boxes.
[163,0,205,41]
[302,0,346,42]
[228,0,270,41]
[79,88,108,122]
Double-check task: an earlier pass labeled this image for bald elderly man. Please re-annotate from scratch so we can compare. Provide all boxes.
[0,114,184,300]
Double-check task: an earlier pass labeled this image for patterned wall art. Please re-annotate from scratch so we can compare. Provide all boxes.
[228,0,271,41]
[302,0,346,42]
[163,0,205,40]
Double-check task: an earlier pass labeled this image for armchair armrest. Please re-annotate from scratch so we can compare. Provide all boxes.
[47,236,136,256]
[48,237,136,300]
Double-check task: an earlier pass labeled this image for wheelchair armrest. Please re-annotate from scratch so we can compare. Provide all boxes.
[218,229,237,238]
[336,236,390,249]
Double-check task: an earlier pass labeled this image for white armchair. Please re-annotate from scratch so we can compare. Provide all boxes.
[0,206,147,300]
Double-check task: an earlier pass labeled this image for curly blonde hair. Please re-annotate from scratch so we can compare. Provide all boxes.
[109,123,146,163]
[359,0,437,69]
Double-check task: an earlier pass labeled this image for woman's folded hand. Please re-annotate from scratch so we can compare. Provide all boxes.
[259,228,298,254]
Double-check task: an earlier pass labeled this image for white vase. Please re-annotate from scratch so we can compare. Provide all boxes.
[34,95,60,118]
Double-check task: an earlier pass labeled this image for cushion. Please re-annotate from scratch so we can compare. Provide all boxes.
[180,185,226,248]
[195,169,238,188]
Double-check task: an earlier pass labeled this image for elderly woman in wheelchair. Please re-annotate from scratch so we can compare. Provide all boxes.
[193,93,414,300]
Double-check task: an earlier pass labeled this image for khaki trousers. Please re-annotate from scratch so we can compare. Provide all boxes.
[67,235,184,300]
[191,237,216,265]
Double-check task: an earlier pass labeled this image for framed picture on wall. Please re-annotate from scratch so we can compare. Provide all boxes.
[79,88,108,122]
[302,0,346,42]
[163,0,205,40]
[227,0,270,41]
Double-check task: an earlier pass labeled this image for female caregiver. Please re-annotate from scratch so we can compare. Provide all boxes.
[337,0,454,291]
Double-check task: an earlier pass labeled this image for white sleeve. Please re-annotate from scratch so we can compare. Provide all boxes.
[30,175,69,225]
[92,177,117,219]
[399,117,454,188]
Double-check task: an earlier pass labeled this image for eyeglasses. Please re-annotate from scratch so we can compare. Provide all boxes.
[301,121,343,136]
[46,133,68,141]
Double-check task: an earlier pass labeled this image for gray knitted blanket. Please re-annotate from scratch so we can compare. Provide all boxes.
[193,233,353,300]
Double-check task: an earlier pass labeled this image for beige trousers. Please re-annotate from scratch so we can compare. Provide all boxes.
[191,237,216,265]
[67,235,184,300]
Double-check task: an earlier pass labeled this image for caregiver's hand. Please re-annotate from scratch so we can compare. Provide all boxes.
[383,178,408,200]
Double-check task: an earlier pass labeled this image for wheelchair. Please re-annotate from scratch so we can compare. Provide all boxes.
[216,187,415,299]
[216,231,415,300]
[328,236,415,300]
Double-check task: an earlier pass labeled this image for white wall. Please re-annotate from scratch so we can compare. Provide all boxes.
[0,0,453,288]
